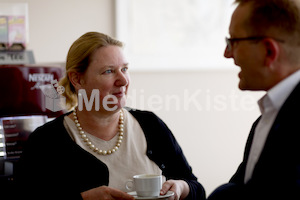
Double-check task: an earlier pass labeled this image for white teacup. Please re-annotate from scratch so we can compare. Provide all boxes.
[126,174,162,197]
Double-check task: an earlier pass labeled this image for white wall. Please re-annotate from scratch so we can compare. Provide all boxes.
[0,0,115,64]
[1,0,266,195]
[128,70,264,194]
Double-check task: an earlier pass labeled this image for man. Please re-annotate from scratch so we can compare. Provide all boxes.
[208,0,300,199]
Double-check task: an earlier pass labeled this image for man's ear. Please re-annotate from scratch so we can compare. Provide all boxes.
[263,38,280,67]
[68,71,83,91]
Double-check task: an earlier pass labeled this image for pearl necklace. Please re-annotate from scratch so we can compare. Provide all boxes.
[73,108,124,155]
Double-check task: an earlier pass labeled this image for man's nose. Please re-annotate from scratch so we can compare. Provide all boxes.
[224,45,233,58]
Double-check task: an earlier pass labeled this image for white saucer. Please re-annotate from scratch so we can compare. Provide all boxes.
[127,191,174,199]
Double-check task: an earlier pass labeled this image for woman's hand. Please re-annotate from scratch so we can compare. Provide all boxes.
[81,186,135,200]
[160,180,190,200]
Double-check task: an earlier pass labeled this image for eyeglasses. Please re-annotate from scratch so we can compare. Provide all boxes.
[225,36,285,51]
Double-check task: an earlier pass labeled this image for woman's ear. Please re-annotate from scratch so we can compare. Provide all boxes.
[263,38,280,67]
[68,71,83,91]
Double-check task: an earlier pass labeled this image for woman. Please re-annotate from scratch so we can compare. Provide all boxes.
[15,32,205,200]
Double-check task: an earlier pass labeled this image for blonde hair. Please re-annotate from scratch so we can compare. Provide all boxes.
[59,32,123,110]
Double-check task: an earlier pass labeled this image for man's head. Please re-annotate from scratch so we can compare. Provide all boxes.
[225,0,300,91]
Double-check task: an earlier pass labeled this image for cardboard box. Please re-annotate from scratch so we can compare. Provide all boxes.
[8,15,26,50]
[0,16,8,50]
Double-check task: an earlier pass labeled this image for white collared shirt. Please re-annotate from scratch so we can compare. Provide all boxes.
[244,69,300,183]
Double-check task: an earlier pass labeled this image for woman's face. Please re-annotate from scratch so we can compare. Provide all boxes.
[79,45,130,112]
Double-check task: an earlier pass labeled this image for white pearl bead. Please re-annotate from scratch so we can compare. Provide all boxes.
[74,108,124,156]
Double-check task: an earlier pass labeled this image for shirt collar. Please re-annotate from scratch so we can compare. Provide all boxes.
[258,69,300,114]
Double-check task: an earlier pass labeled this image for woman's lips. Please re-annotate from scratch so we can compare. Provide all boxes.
[112,91,125,98]
[111,87,126,98]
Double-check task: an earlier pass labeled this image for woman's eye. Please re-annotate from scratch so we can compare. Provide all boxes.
[104,69,113,74]
[122,67,128,72]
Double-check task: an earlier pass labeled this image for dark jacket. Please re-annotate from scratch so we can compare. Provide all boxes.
[208,82,300,200]
[14,109,205,200]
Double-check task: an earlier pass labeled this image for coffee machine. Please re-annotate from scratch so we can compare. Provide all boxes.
[0,63,64,197]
